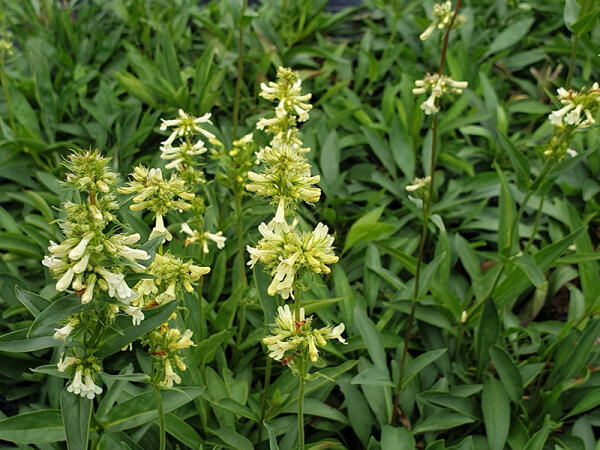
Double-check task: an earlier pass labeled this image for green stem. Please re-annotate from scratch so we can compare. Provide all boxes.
[565,34,578,90]
[437,0,462,76]
[232,0,248,140]
[297,363,305,450]
[152,382,166,450]
[393,1,462,424]
[506,158,553,253]
[0,54,16,134]
[524,196,545,253]
[395,112,438,410]
[234,186,248,346]
[258,357,273,444]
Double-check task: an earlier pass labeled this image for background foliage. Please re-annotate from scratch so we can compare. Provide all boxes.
[0,0,600,448]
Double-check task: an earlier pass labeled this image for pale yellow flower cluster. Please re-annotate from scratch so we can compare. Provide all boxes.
[247,67,321,223]
[419,1,465,41]
[413,73,468,115]
[132,253,210,307]
[262,305,346,365]
[119,166,195,241]
[144,314,195,388]
[247,221,338,299]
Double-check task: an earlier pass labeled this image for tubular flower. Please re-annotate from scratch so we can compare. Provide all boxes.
[67,365,103,400]
[263,305,346,365]
[119,166,195,241]
[57,356,80,373]
[54,317,79,340]
[247,220,338,299]
[123,306,145,326]
[132,253,210,307]
[413,73,468,115]
[548,84,599,129]
[180,223,227,253]
[419,1,466,41]
[96,267,137,302]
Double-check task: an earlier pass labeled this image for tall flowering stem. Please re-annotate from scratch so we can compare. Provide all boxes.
[395,0,463,422]
[247,68,345,449]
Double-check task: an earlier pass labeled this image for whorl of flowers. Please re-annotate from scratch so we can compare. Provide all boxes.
[247,67,321,223]
[180,223,226,254]
[159,109,217,184]
[132,253,210,307]
[544,83,599,159]
[43,151,149,305]
[144,314,195,388]
[420,1,466,41]
[260,67,312,122]
[58,356,103,400]
[247,220,338,299]
[413,73,468,115]
[262,305,346,366]
[548,84,599,129]
[118,166,195,241]
[406,176,431,193]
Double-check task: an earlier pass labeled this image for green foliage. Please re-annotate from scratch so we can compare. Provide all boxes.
[0,0,600,448]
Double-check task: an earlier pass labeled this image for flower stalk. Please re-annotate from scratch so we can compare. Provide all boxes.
[395,0,463,424]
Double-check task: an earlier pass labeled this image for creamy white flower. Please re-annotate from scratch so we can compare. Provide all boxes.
[420,93,439,115]
[548,104,574,126]
[72,254,90,274]
[406,176,431,192]
[56,268,75,292]
[162,360,181,388]
[42,255,67,271]
[57,356,80,372]
[96,268,137,302]
[81,372,103,399]
[329,323,346,344]
[204,231,226,249]
[67,367,84,395]
[180,223,194,236]
[81,275,96,304]
[566,148,578,157]
[174,329,195,349]
[124,306,144,325]
[565,104,583,125]
[420,23,437,41]
[68,233,94,260]
[48,241,70,257]
[150,214,172,241]
[53,322,74,340]
[120,245,150,261]
[307,334,319,362]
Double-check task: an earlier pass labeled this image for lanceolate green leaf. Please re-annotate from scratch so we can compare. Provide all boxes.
[95,301,177,358]
[482,377,510,450]
[0,410,65,444]
[100,387,204,432]
[61,389,92,450]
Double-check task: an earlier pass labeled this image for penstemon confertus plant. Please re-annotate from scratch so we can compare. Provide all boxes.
[42,104,229,449]
[246,67,346,449]
[44,150,150,399]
